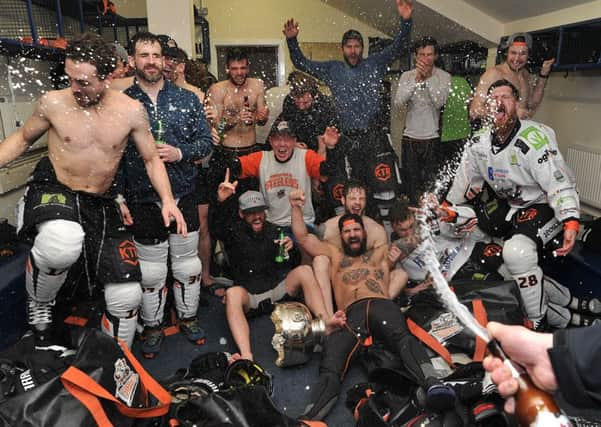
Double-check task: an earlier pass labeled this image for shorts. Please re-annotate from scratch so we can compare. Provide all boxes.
[127,192,200,243]
[195,162,211,206]
[18,157,141,293]
[246,278,288,310]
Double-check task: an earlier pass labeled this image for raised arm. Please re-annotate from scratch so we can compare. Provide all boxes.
[369,0,413,66]
[524,58,554,119]
[129,101,187,235]
[289,189,334,258]
[0,96,50,167]
[283,18,333,82]
[469,68,500,120]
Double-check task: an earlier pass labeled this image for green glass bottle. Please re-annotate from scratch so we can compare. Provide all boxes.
[155,120,165,144]
[275,229,286,263]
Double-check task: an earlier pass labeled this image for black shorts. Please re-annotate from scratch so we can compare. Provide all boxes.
[196,159,211,206]
[19,157,141,290]
[127,192,200,243]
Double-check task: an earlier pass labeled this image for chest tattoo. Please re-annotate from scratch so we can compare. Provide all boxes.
[342,268,370,284]
[361,250,374,264]
[340,256,353,268]
[374,269,384,281]
[365,278,384,295]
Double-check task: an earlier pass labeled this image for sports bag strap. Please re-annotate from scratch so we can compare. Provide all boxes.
[471,299,488,362]
[406,318,455,368]
[60,340,171,420]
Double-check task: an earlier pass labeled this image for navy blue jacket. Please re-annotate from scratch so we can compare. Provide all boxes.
[287,20,412,131]
[121,79,213,204]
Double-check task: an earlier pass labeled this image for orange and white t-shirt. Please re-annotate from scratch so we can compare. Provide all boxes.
[240,149,323,226]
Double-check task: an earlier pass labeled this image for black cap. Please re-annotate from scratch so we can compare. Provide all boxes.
[268,118,296,139]
[157,34,178,57]
[342,29,363,47]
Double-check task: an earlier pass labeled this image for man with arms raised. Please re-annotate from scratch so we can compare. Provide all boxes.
[289,190,455,420]
[470,33,555,121]
[0,33,184,347]
[313,180,406,316]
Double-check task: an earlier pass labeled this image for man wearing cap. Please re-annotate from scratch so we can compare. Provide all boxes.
[110,41,131,79]
[470,33,555,121]
[117,31,213,358]
[213,182,345,362]
[228,117,340,231]
[282,1,412,194]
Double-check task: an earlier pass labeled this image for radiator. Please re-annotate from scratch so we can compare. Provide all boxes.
[566,145,601,209]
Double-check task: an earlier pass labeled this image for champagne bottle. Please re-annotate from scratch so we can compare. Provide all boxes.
[487,340,572,427]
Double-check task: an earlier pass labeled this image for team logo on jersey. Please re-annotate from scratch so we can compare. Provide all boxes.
[331,183,344,201]
[374,163,392,182]
[483,243,503,258]
[519,126,549,150]
[516,208,538,223]
[118,240,138,266]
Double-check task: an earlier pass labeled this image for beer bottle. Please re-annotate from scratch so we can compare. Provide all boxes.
[217,118,227,142]
[155,120,165,144]
[275,229,286,263]
[487,340,572,427]
[243,95,253,126]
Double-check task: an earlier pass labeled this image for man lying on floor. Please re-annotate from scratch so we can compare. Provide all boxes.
[288,189,456,420]
[213,171,345,361]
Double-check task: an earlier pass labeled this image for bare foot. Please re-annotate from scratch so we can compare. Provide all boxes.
[325,310,346,334]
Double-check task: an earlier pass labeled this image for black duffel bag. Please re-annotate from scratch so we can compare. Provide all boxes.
[0,329,170,427]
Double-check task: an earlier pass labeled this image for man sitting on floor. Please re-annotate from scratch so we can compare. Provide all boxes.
[213,172,345,361]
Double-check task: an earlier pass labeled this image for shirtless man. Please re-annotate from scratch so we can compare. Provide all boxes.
[207,48,269,149]
[163,47,206,103]
[470,33,555,120]
[289,190,455,421]
[0,33,184,347]
[313,181,408,316]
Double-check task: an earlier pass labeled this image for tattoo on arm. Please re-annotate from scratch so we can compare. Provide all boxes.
[365,279,384,295]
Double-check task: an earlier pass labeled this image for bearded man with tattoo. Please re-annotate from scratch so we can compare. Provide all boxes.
[289,189,455,421]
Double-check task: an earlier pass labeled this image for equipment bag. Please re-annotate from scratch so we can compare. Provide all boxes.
[0,328,170,427]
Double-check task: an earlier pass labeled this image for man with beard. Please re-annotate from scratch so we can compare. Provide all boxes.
[0,32,185,347]
[282,0,412,195]
[444,79,580,329]
[213,182,345,362]
[470,33,555,121]
[289,189,455,420]
[312,180,397,316]
[119,32,213,358]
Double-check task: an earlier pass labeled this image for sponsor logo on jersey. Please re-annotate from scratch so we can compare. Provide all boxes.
[537,149,558,164]
[40,193,66,205]
[554,170,566,182]
[510,152,520,166]
[537,219,562,244]
[520,126,549,150]
[483,243,503,258]
[514,139,530,154]
[487,167,509,181]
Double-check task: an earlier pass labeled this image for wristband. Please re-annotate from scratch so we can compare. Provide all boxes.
[563,220,579,232]
[538,71,549,79]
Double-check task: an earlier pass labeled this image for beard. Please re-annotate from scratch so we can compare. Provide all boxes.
[136,65,163,84]
[342,236,367,257]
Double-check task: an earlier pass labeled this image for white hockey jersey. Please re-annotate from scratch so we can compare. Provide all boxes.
[446,120,580,223]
